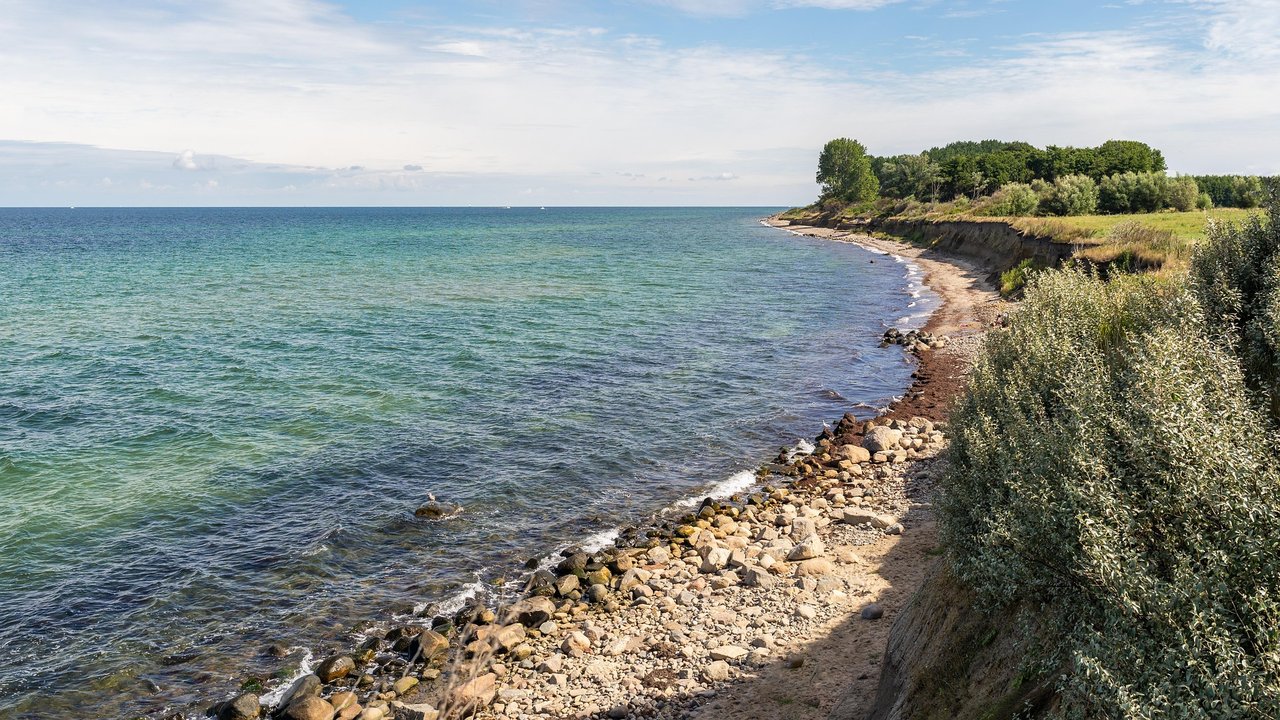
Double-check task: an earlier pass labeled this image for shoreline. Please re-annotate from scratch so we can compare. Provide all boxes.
[206,220,1004,720]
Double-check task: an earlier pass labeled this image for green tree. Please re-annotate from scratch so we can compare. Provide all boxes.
[1042,174,1099,216]
[816,138,879,203]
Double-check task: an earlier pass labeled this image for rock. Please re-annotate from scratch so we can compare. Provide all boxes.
[511,597,556,627]
[741,565,775,588]
[709,645,748,662]
[585,567,612,587]
[862,426,903,454]
[359,708,386,720]
[796,604,817,620]
[789,517,817,541]
[331,692,359,711]
[861,603,885,620]
[414,500,461,519]
[605,636,639,656]
[492,623,526,653]
[279,675,321,708]
[315,654,355,682]
[843,509,898,529]
[283,696,335,720]
[390,702,438,720]
[409,630,448,660]
[537,654,564,673]
[702,660,732,682]
[557,552,589,577]
[553,573,579,597]
[450,672,498,709]
[796,558,835,576]
[562,631,591,656]
[841,444,871,463]
[588,583,609,603]
[607,706,629,719]
[393,676,419,695]
[787,537,824,561]
[699,547,732,573]
[215,693,260,720]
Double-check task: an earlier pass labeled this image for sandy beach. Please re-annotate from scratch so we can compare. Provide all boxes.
[212,220,1005,720]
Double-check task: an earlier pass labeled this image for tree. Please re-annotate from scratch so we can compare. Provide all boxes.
[1042,174,1099,216]
[816,138,879,203]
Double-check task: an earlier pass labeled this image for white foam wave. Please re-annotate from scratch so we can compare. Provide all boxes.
[673,469,758,508]
[580,528,622,553]
[423,572,490,617]
[260,647,315,708]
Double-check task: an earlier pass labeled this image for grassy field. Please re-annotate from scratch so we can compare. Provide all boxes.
[1033,208,1258,240]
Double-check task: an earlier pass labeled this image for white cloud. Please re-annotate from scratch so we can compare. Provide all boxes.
[0,0,1278,205]
[647,0,902,16]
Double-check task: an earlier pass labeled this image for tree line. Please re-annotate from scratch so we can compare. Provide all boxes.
[815,137,1269,216]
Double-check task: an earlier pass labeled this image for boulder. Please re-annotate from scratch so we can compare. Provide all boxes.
[408,629,449,660]
[795,558,834,576]
[390,702,439,720]
[841,444,871,463]
[492,623,526,653]
[862,426,903,454]
[315,655,355,682]
[414,501,461,519]
[510,597,556,627]
[215,693,261,720]
[553,573,580,597]
[709,645,748,661]
[450,672,498,709]
[789,517,817,541]
[393,676,419,695]
[278,675,321,708]
[702,660,732,682]
[787,537,825,561]
[861,603,885,620]
[283,696,335,720]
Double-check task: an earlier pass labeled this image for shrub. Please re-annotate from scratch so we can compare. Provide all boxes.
[998,258,1037,295]
[940,267,1280,718]
[977,182,1040,217]
[1165,176,1200,212]
[1197,192,1214,210]
[1189,182,1280,419]
[1041,174,1099,216]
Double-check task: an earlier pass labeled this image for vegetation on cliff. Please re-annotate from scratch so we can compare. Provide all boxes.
[936,185,1280,718]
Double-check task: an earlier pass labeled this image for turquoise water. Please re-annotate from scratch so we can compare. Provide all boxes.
[0,207,931,718]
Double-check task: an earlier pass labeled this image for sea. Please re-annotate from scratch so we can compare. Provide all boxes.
[0,207,935,718]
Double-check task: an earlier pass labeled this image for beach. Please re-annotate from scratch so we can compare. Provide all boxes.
[224,219,1005,720]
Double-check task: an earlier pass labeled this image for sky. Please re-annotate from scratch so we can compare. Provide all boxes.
[1,0,1278,206]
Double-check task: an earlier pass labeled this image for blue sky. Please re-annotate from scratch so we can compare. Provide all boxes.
[1,0,1277,206]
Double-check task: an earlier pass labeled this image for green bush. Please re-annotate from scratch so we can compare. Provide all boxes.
[1041,174,1099,216]
[1197,192,1214,210]
[998,258,1038,295]
[1190,182,1280,419]
[977,182,1040,217]
[940,267,1280,719]
[1165,176,1200,212]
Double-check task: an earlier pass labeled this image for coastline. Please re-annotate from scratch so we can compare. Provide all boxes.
[207,220,1004,720]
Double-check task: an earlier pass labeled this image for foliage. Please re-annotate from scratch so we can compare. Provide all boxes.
[940,267,1280,719]
[1166,176,1200,212]
[976,182,1040,217]
[1192,175,1267,209]
[999,258,1038,295]
[1041,175,1099,216]
[1189,181,1280,419]
[873,153,944,202]
[816,138,879,203]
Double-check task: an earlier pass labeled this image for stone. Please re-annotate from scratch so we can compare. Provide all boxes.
[607,706,629,719]
[841,444,871,463]
[741,565,775,588]
[331,692,360,712]
[699,547,732,573]
[524,569,556,596]
[796,558,835,576]
[450,672,498,709]
[702,660,732,682]
[390,702,439,720]
[414,500,461,519]
[283,697,335,720]
[279,675,321,708]
[409,630,448,661]
[359,708,386,720]
[861,603,885,620]
[216,693,261,720]
[492,623,526,653]
[315,655,355,682]
[557,552,589,577]
[605,636,639,656]
[647,546,671,564]
[709,645,748,661]
[789,517,817,541]
[553,573,580,597]
[862,426,903,454]
[511,597,556,627]
[393,676,419,695]
[562,631,591,656]
[585,567,612,587]
[588,583,609,603]
[787,537,824,561]
[796,604,817,620]
[537,654,564,673]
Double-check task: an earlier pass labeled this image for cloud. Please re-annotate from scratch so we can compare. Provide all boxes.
[646,0,902,16]
[0,0,1278,206]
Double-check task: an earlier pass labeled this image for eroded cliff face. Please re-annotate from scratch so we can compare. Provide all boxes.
[845,563,1059,720]
[776,214,1077,282]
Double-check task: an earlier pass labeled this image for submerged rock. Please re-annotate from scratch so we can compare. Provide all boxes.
[414,500,462,520]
